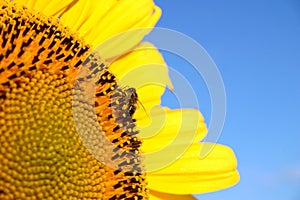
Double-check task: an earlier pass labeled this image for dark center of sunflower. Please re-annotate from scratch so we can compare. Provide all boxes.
[0,1,147,199]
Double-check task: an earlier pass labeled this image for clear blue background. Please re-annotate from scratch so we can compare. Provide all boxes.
[154,0,300,199]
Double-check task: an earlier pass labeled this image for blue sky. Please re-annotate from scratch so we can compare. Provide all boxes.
[153,1,300,199]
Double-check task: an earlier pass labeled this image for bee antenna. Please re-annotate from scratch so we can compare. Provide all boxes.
[137,100,151,120]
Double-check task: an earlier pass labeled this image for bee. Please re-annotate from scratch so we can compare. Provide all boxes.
[125,88,149,119]
[125,88,138,117]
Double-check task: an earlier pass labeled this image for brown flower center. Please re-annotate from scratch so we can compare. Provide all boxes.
[0,1,147,199]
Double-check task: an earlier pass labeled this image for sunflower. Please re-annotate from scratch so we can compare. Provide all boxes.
[0,0,239,199]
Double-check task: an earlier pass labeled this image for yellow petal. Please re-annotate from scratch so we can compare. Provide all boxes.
[12,0,36,9]
[140,107,207,153]
[149,190,196,200]
[14,0,161,58]
[147,143,239,194]
[60,0,161,58]
[140,107,207,172]
[60,0,115,32]
[94,6,161,59]
[109,42,173,119]
[13,0,78,17]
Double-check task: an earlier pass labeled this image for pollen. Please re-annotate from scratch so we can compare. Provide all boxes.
[0,1,147,199]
